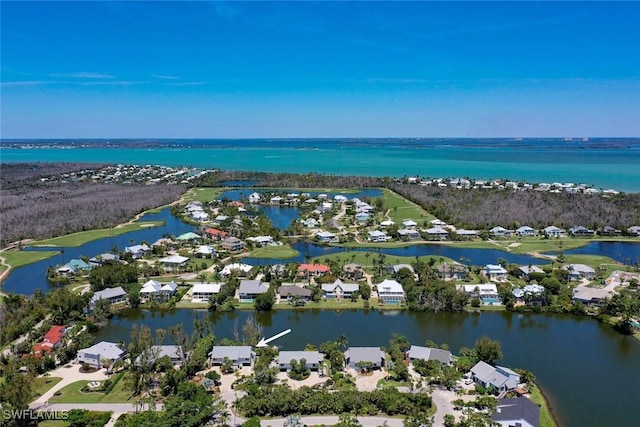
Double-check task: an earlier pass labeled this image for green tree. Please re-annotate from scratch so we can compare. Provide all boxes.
[474,336,503,365]
[0,358,34,419]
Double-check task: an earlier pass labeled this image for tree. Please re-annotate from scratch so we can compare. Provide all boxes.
[474,336,503,365]
[359,283,371,301]
[255,291,275,311]
[0,358,34,416]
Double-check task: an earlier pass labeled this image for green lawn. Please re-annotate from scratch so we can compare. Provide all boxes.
[1,250,60,268]
[33,377,63,398]
[28,221,163,248]
[247,244,299,259]
[312,251,454,270]
[182,187,225,203]
[275,298,382,310]
[378,188,435,224]
[529,383,558,427]
[49,374,133,404]
[562,254,619,269]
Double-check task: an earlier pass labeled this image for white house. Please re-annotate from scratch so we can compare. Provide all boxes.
[491,397,540,427]
[461,284,499,300]
[209,346,253,366]
[195,245,216,258]
[125,244,150,259]
[220,262,253,277]
[316,231,338,243]
[543,226,566,238]
[368,230,388,243]
[376,279,404,304]
[562,264,596,281]
[90,286,127,310]
[191,283,222,302]
[277,351,322,371]
[402,220,418,229]
[77,341,125,368]
[424,227,449,240]
[248,192,262,203]
[344,347,385,370]
[159,255,189,271]
[140,280,178,301]
[486,264,508,282]
[322,279,359,299]
[470,361,520,394]
[515,226,535,237]
[238,280,269,302]
[518,265,544,280]
[490,226,510,237]
[397,228,421,240]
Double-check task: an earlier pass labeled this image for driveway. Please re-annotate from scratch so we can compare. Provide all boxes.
[30,364,109,409]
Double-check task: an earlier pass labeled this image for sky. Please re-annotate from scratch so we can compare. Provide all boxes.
[1,1,639,138]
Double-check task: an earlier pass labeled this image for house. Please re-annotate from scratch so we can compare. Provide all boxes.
[297,263,330,277]
[402,220,418,229]
[569,226,594,236]
[397,228,421,240]
[376,279,404,304]
[344,347,385,370]
[456,229,479,239]
[355,213,370,222]
[515,226,536,237]
[32,326,66,355]
[486,264,508,282]
[195,245,216,258]
[424,227,449,240]
[571,287,614,306]
[90,286,127,309]
[543,226,566,238]
[57,259,91,275]
[597,226,622,236]
[437,264,468,281]
[238,280,269,301]
[490,226,510,237]
[513,284,545,303]
[270,196,283,205]
[277,351,322,371]
[204,228,228,241]
[628,226,640,237]
[278,285,312,302]
[461,284,500,300]
[301,218,319,228]
[191,283,222,302]
[125,244,150,259]
[209,346,253,366]
[140,280,178,301]
[562,264,596,281]
[316,231,339,243]
[222,237,245,252]
[518,265,545,280]
[492,397,540,427]
[89,253,119,267]
[368,230,388,243]
[380,220,395,227]
[77,341,125,368]
[322,279,360,299]
[405,345,452,366]
[248,192,262,203]
[136,345,184,366]
[159,255,190,271]
[220,262,253,277]
[470,361,520,394]
[246,236,274,247]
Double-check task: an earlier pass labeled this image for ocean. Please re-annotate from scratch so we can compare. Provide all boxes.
[1,138,639,191]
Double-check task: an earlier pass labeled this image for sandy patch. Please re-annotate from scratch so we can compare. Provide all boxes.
[508,243,521,247]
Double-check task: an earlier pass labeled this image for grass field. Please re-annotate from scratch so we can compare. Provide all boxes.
[28,221,163,248]
[247,244,299,259]
[1,250,60,268]
[33,377,63,398]
[312,250,454,270]
[182,187,225,203]
[49,374,133,404]
[38,411,113,427]
[529,383,559,427]
[379,188,435,224]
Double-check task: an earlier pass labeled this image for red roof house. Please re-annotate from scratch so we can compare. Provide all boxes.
[297,263,331,277]
[204,228,229,241]
[32,325,66,355]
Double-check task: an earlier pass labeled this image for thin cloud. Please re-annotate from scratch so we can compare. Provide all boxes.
[151,74,179,80]
[60,72,116,79]
[78,80,147,86]
[1,80,58,87]
[364,78,430,84]
[166,81,207,86]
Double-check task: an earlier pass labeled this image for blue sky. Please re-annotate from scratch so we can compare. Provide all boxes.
[2,1,639,138]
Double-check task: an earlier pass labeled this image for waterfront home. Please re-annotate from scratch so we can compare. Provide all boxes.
[513,284,545,304]
[159,255,189,271]
[543,226,566,238]
[195,245,216,258]
[489,226,510,237]
[222,237,245,252]
[461,284,500,301]
[321,202,334,212]
[322,279,359,299]
[402,219,418,229]
[597,225,622,236]
[90,286,127,310]
[140,280,178,302]
[204,228,228,241]
[125,243,150,259]
[209,345,253,367]
[176,232,202,242]
[405,345,452,366]
[57,258,91,275]
[571,287,614,306]
[278,285,312,302]
[485,264,508,282]
[191,283,222,302]
[368,230,388,242]
[238,280,269,302]
[376,279,404,304]
[455,229,479,239]
[277,351,322,371]
[628,226,640,236]
[343,263,364,280]
[491,397,540,427]
[77,341,126,368]
[518,265,545,280]
[424,226,449,240]
[316,231,339,243]
[246,236,274,247]
[380,220,395,227]
[32,326,66,356]
[220,262,253,277]
[470,361,520,395]
[301,218,319,228]
[437,264,468,281]
[355,213,370,222]
[430,219,447,226]
[344,347,385,370]
[89,253,119,267]
[569,226,594,236]
[397,228,421,240]
[515,226,536,237]
[248,192,262,203]
[562,264,596,281]
[298,263,330,278]
[135,345,184,367]
[270,196,283,205]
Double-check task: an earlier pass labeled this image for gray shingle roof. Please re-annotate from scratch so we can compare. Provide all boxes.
[278,351,321,365]
[239,280,268,295]
[91,286,126,303]
[278,286,312,297]
[80,341,125,360]
[344,347,384,364]
[209,345,252,361]
[408,345,451,364]
[492,397,540,427]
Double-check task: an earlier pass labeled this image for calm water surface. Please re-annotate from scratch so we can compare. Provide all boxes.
[95,309,640,427]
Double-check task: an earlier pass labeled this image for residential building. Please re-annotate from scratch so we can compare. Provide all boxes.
[90,286,127,310]
[316,231,338,243]
[397,228,421,240]
[437,264,468,281]
[572,287,614,306]
[77,341,125,368]
[246,236,274,247]
[491,397,540,427]
[424,227,449,240]
[32,326,66,355]
[490,226,510,237]
[515,226,536,237]
[343,263,364,280]
[543,226,566,238]
[278,285,312,302]
[405,345,452,365]
[195,245,216,258]
[191,283,222,302]
[322,279,360,299]
[391,264,415,275]
[569,226,594,236]
[159,255,190,271]
[376,279,404,304]
[455,229,479,239]
[344,347,385,370]
[222,237,245,252]
[562,264,596,281]
[470,361,520,394]
[518,265,545,280]
[136,345,184,366]
[277,351,322,371]
[597,226,622,236]
[89,253,119,267]
[513,284,545,304]
[248,192,262,203]
[140,280,178,301]
[402,220,418,229]
[238,280,269,301]
[297,263,330,277]
[368,230,388,243]
[220,262,253,277]
[627,226,640,236]
[125,244,150,259]
[209,346,253,366]
[461,284,500,300]
[486,264,508,282]
[204,228,228,241]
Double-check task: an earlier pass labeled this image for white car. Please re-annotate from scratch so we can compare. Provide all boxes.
[464,378,473,385]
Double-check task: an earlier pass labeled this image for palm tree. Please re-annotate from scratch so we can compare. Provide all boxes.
[337,334,348,350]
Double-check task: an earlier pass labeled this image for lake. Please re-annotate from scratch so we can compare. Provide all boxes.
[560,241,640,264]
[94,308,640,427]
